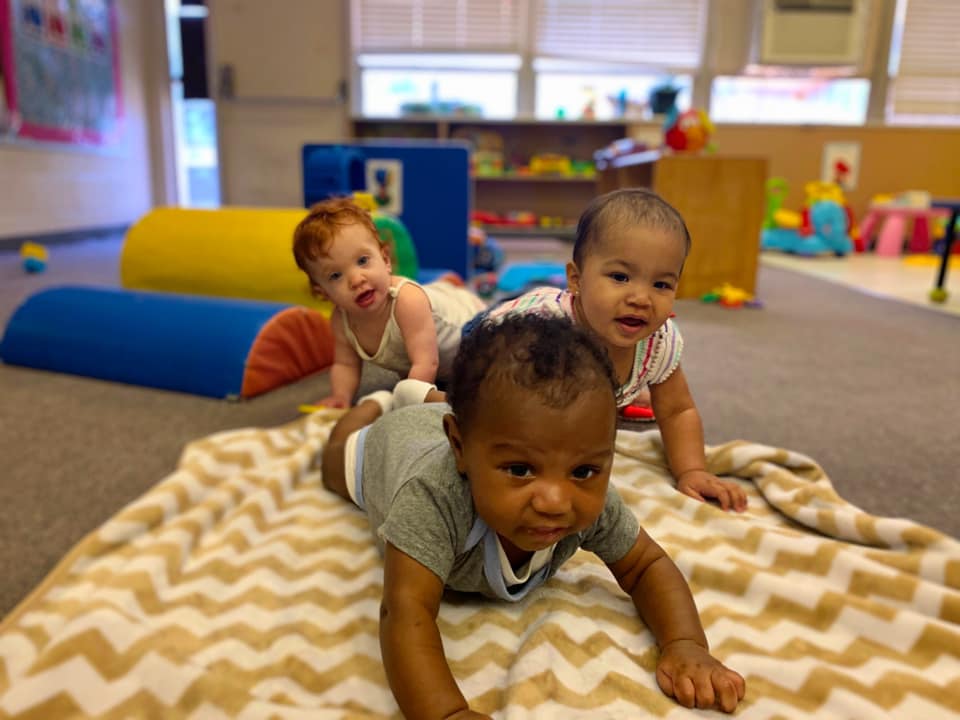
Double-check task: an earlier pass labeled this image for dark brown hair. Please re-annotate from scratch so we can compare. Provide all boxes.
[572,188,691,267]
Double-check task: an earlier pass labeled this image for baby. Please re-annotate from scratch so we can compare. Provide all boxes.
[321,314,746,718]
[292,197,485,408]
[483,188,747,512]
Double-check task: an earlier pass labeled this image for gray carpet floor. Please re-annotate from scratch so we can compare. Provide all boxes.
[2,235,959,618]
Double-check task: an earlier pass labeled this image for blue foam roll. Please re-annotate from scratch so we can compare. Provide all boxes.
[0,286,291,399]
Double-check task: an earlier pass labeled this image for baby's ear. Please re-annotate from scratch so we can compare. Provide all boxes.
[443,414,467,474]
[565,261,581,294]
[380,243,393,272]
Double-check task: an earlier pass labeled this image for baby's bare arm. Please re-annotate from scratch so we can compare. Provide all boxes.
[608,530,745,712]
[394,284,440,383]
[318,312,362,408]
[650,368,747,511]
[381,544,489,720]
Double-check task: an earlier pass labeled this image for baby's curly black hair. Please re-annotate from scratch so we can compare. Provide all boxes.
[448,314,619,429]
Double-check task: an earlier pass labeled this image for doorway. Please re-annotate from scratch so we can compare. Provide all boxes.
[165,0,220,207]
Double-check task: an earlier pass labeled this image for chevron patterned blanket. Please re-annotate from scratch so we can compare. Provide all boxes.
[1,410,958,719]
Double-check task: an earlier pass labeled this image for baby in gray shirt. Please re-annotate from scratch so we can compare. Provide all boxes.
[319,314,745,718]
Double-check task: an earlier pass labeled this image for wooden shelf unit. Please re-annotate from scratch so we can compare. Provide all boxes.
[352,116,629,229]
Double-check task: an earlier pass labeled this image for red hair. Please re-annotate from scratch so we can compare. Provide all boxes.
[292,196,380,273]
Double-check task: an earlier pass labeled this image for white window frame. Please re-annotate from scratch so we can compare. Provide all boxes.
[350,0,710,120]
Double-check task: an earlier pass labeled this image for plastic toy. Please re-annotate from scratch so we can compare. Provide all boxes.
[701,283,762,309]
[621,404,656,422]
[664,108,714,153]
[763,199,853,257]
[529,154,573,176]
[20,242,48,273]
[471,235,504,274]
[761,179,854,257]
[762,178,790,230]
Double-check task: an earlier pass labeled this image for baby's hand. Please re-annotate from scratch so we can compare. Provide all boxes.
[677,470,748,512]
[656,639,745,713]
[314,395,349,409]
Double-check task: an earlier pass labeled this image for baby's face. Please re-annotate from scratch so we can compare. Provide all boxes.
[567,223,685,356]
[304,223,392,313]
[446,378,617,565]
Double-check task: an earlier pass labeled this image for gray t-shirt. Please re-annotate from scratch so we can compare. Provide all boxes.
[359,403,640,601]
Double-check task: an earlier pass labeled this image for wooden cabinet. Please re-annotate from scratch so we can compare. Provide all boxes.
[352,117,630,239]
[598,152,768,299]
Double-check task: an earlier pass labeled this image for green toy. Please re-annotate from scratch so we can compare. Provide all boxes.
[373,214,419,281]
[763,177,790,231]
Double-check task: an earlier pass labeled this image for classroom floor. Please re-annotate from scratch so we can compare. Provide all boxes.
[760,251,960,318]
[492,234,960,318]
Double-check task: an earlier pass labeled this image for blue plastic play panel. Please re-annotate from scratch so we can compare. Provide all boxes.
[302,141,471,279]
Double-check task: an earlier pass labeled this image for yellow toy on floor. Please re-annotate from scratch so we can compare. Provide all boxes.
[701,283,762,308]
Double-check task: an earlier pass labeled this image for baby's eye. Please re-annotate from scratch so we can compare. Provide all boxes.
[609,272,629,283]
[328,271,341,282]
[571,465,599,481]
[654,280,674,290]
[504,463,533,478]
[357,255,369,266]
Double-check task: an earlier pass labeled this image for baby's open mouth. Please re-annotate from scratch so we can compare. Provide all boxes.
[356,290,376,307]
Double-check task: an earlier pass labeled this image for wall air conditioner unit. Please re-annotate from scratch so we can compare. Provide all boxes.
[759,0,866,66]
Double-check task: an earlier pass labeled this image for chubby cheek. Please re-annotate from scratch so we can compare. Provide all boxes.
[573,488,608,529]
[471,481,524,527]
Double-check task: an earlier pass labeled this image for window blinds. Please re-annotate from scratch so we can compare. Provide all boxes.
[351,0,527,52]
[533,0,707,69]
[889,0,960,118]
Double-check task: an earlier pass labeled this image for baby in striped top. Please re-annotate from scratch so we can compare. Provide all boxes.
[483,188,747,512]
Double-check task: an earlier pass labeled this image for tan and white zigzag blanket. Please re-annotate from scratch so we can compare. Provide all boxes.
[1,410,959,719]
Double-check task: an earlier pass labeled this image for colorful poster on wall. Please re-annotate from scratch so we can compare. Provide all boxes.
[0,0,121,145]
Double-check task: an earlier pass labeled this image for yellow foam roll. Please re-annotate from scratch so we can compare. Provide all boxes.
[120,207,331,315]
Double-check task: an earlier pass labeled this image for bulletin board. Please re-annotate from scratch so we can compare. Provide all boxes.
[0,0,121,146]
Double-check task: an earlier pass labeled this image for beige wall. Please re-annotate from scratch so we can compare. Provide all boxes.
[711,124,960,220]
[0,0,165,239]
[207,0,348,207]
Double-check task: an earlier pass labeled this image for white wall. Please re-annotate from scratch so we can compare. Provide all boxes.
[207,0,348,207]
[0,0,165,239]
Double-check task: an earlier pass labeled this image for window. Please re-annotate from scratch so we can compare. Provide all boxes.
[532,0,704,120]
[886,0,960,125]
[534,61,692,121]
[352,0,525,118]
[710,75,870,125]
[357,54,520,118]
[351,0,707,120]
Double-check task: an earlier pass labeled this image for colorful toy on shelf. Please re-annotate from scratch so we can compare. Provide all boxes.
[452,127,505,177]
[701,283,762,309]
[663,108,714,153]
[528,153,573,176]
[20,242,48,273]
[471,210,537,229]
